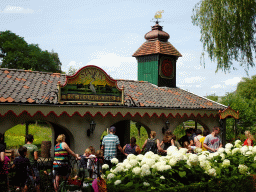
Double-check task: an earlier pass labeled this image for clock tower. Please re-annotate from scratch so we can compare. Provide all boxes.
[133,21,182,88]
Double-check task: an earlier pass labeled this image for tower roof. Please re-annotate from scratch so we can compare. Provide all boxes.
[133,21,182,57]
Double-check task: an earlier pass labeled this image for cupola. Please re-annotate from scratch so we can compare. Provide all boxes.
[133,21,182,88]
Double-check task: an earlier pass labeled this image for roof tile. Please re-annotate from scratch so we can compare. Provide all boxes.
[0,68,226,110]
[133,40,182,57]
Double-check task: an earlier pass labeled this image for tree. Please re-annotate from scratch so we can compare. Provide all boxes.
[236,75,256,100]
[192,0,256,73]
[206,93,219,102]
[67,66,77,76]
[220,75,256,138]
[0,30,62,73]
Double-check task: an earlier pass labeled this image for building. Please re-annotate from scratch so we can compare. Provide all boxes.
[0,21,237,155]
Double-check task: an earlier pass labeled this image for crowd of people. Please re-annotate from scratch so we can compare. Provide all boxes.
[0,126,254,191]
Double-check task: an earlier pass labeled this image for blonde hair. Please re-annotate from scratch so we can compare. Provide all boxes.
[85,148,91,154]
[245,131,254,140]
[56,134,65,143]
[150,131,156,138]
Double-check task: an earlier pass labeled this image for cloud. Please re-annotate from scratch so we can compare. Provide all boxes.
[87,53,136,68]
[211,84,223,89]
[183,76,205,83]
[63,53,138,80]
[224,77,241,86]
[2,5,34,14]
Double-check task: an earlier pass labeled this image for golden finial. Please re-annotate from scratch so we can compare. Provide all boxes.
[154,10,164,20]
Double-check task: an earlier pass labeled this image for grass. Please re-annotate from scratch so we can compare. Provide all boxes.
[130,121,148,148]
[4,123,52,149]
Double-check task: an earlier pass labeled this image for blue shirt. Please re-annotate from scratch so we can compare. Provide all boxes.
[102,134,120,160]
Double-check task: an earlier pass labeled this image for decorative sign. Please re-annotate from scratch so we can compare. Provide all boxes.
[219,106,239,119]
[58,65,124,104]
[159,56,174,79]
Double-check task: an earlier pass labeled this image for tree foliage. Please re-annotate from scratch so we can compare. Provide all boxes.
[67,66,77,76]
[206,93,219,102]
[192,0,256,73]
[0,30,62,73]
[221,75,256,134]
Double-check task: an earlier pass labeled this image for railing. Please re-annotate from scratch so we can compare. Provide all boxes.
[2,156,104,192]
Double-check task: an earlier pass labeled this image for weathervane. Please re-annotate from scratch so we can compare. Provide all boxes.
[152,10,164,24]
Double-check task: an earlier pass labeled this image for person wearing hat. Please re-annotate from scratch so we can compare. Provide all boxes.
[101,126,127,168]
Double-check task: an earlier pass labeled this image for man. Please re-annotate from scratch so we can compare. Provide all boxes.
[203,126,222,152]
[24,134,40,192]
[179,129,192,147]
[101,126,127,168]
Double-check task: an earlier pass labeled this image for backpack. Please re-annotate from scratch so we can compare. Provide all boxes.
[143,138,158,154]
[79,155,88,169]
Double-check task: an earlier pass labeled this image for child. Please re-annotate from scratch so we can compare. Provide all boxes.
[87,147,96,178]
[74,148,91,180]
[93,150,104,179]
[3,155,10,191]
[183,141,194,153]
[12,146,34,192]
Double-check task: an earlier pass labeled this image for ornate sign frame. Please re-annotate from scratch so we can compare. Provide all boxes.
[219,106,239,119]
[58,65,124,104]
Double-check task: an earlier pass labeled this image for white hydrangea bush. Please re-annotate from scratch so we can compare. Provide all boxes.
[104,140,256,190]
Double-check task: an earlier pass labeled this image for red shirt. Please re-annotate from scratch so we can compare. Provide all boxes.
[243,139,254,146]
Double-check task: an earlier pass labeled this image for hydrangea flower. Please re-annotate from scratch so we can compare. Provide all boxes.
[113,166,124,174]
[143,182,150,186]
[208,168,217,176]
[234,140,242,148]
[129,159,138,167]
[217,147,225,153]
[111,158,119,164]
[127,154,136,160]
[189,154,198,165]
[102,164,109,169]
[107,173,115,180]
[169,158,177,166]
[114,180,121,185]
[225,143,233,149]
[222,159,230,167]
[125,163,132,169]
[232,148,240,155]
[132,167,141,175]
[194,147,202,153]
[238,164,248,174]
[240,146,249,154]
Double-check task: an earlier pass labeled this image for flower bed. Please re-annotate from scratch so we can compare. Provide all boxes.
[103,140,256,192]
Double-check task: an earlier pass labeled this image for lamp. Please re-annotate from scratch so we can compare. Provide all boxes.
[87,120,96,137]
[162,120,170,134]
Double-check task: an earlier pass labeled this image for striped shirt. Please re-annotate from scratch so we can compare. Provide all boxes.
[53,142,69,168]
[102,134,120,160]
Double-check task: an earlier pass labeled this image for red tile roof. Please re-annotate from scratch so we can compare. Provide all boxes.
[0,68,226,110]
[132,40,182,57]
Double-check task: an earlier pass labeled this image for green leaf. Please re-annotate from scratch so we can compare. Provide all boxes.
[125,181,133,187]
[178,171,186,178]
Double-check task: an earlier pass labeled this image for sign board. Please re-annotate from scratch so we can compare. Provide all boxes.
[58,65,124,104]
[219,106,239,119]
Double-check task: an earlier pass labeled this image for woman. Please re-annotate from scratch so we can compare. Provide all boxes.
[194,129,203,148]
[53,134,81,192]
[123,137,141,155]
[159,131,172,155]
[142,131,161,154]
[243,131,254,146]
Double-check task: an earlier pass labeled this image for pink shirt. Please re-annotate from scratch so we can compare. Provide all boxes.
[3,156,10,174]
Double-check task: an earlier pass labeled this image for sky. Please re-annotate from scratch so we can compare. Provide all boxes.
[1,0,255,97]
